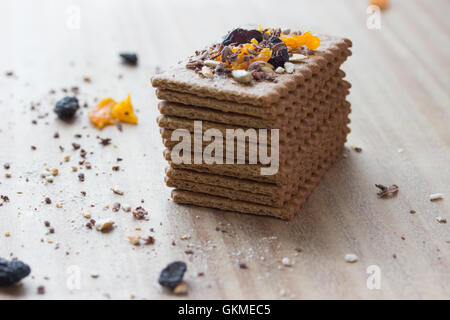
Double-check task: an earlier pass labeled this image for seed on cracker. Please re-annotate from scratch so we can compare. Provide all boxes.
[290,53,308,62]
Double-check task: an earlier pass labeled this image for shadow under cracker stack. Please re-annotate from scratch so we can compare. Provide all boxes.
[151,27,352,220]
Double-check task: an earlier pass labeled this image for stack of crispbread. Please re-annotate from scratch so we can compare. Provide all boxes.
[152,33,352,220]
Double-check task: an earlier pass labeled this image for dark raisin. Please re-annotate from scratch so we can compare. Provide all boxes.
[0,257,31,286]
[119,53,138,66]
[266,36,289,68]
[158,261,187,290]
[54,96,79,120]
[222,28,263,46]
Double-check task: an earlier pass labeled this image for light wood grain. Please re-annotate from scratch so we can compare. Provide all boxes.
[0,0,449,300]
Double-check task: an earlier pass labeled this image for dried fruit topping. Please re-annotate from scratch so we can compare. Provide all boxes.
[111,94,138,124]
[280,31,321,51]
[54,96,79,120]
[0,257,31,286]
[186,27,321,83]
[119,53,138,66]
[217,44,272,70]
[88,95,138,129]
[88,98,117,129]
[222,28,263,46]
[158,261,187,290]
[266,35,289,68]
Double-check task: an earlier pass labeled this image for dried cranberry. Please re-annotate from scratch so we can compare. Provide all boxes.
[54,96,79,120]
[119,53,138,66]
[222,28,263,46]
[266,36,289,68]
[158,261,187,290]
[0,257,31,286]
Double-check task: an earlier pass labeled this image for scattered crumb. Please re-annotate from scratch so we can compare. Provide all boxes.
[239,262,248,269]
[96,219,115,232]
[112,186,124,195]
[375,184,399,198]
[436,217,447,224]
[128,235,141,245]
[173,282,188,295]
[345,253,358,263]
[281,257,292,267]
[351,145,362,153]
[430,193,444,201]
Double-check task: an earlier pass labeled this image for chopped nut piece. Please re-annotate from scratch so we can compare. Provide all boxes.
[284,62,294,73]
[122,204,132,212]
[201,66,214,78]
[231,70,253,84]
[345,253,358,263]
[51,168,59,176]
[430,193,444,201]
[275,67,285,74]
[64,155,70,162]
[4,231,11,237]
[96,219,115,232]
[55,203,63,208]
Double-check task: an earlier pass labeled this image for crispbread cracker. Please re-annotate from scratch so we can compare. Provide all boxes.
[152,35,352,107]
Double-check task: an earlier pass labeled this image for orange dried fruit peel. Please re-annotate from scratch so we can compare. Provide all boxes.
[88,98,117,129]
[111,94,138,124]
[88,95,138,129]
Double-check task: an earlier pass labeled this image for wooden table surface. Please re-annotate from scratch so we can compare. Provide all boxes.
[0,0,449,300]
